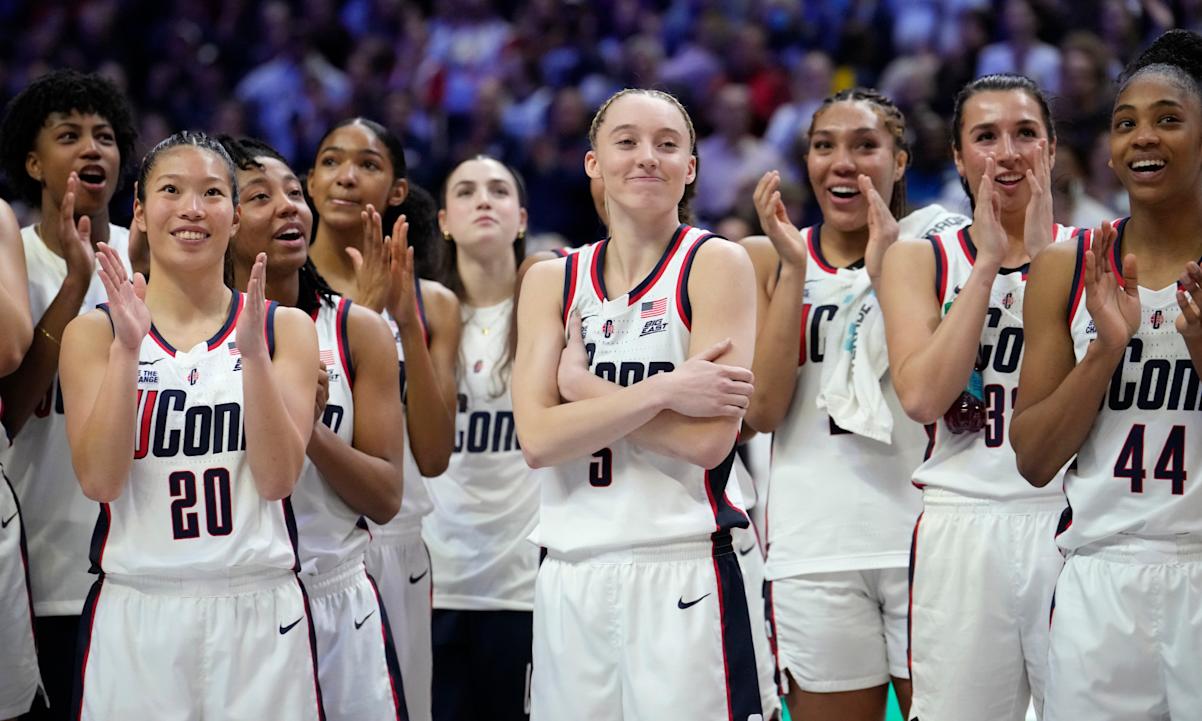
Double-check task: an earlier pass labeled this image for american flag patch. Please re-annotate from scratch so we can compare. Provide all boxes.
[227,342,240,357]
[319,349,336,366]
[640,298,667,318]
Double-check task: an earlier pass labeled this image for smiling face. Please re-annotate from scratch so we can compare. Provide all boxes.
[807,100,906,232]
[25,110,121,215]
[1109,70,1202,208]
[585,92,696,220]
[307,121,406,231]
[438,157,526,261]
[233,156,312,278]
[134,145,239,275]
[954,89,1055,218]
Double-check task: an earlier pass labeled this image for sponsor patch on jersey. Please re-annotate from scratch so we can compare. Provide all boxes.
[640,298,667,318]
[639,319,667,337]
[138,369,158,385]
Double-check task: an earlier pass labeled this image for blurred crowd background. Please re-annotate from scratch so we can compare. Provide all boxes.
[0,0,1195,250]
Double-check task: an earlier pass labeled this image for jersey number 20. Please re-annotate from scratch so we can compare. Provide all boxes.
[169,468,234,539]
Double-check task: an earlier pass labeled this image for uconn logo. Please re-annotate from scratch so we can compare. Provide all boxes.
[133,389,246,459]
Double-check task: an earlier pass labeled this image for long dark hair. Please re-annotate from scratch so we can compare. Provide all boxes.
[437,155,528,398]
[218,134,338,315]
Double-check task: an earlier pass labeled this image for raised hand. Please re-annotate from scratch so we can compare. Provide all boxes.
[1084,221,1141,352]
[384,214,419,331]
[557,311,591,402]
[235,252,271,360]
[95,241,149,350]
[972,157,1008,270]
[662,339,755,418]
[860,174,899,282]
[1023,140,1055,259]
[60,172,97,282]
[345,205,393,313]
[752,170,807,269]
[1176,261,1202,339]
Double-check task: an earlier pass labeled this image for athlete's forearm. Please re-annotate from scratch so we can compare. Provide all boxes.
[398,326,455,476]
[307,423,403,524]
[72,342,139,502]
[241,352,309,500]
[1011,342,1124,486]
[0,278,89,436]
[746,265,804,433]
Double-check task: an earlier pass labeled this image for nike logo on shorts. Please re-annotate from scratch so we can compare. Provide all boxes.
[354,610,375,630]
[279,617,303,635]
[738,543,755,556]
[0,512,16,529]
[409,569,429,584]
[677,593,710,610]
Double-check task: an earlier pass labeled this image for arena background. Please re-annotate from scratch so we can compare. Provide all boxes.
[0,1,1194,718]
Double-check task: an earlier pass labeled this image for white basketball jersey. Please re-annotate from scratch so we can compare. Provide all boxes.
[1060,218,1202,550]
[292,296,371,576]
[91,292,300,577]
[423,299,540,610]
[765,225,926,580]
[2,224,130,615]
[369,280,433,539]
[913,223,1085,501]
[529,225,750,555]
[897,203,970,242]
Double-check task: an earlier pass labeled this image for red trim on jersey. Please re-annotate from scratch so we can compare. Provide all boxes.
[561,252,579,326]
[281,497,301,573]
[148,328,176,356]
[930,236,949,302]
[207,292,244,351]
[711,551,736,721]
[674,233,716,330]
[366,573,406,720]
[414,277,430,347]
[73,578,105,721]
[1110,217,1129,286]
[589,240,608,302]
[95,503,111,569]
[1067,230,1091,324]
[335,298,355,390]
[297,578,329,721]
[798,304,812,366]
[906,512,923,674]
[629,225,689,304]
[806,226,838,275]
[957,227,974,265]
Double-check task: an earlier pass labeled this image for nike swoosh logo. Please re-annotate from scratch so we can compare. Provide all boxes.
[354,610,375,630]
[279,617,303,635]
[738,544,755,557]
[138,359,164,366]
[0,512,16,529]
[408,569,429,584]
[677,593,711,610]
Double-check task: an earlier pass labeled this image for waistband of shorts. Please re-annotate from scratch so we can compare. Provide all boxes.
[369,523,423,544]
[1070,534,1202,564]
[921,487,1065,512]
[102,568,296,597]
[545,531,733,564]
[301,556,368,597]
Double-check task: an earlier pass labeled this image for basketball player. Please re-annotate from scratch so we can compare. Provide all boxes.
[1012,30,1202,720]
[59,131,322,719]
[0,198,36,721]
[0,69,137,720]
[221,135,408,720]
[307,118,459,721]
[422,155,537,721]
[877,75,1085,721]
[513,88,762,721]
[744,88,970,721]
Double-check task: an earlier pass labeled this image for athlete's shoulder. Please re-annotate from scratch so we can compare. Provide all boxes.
[899,203,970,241]
[62,307,116,350]
[415,278,461,324]
[344,298,394,344]
[691,234,748,265]
[1028,235,1081,283]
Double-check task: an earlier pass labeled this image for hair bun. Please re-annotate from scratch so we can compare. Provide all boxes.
[1124,29,1202,83]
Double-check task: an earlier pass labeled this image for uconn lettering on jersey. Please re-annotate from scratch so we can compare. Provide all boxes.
[584,342,676,386]
[453,395,519,453]
[132,389,245,459]
[1106,336,1202,412]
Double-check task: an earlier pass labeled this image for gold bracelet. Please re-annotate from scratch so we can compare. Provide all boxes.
[37,325,60,347]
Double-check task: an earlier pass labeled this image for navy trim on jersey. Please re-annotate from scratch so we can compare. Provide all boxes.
[148,290,242,357]
[367,572,410,721]
[336,298,355,388]
[415,276,430,346]
[95,303,114,334]
[703,447,750,533]
[72,577,105,721]
[1067,232,1089,322]
[710,531,763,721]
[552,247,570,258]
[959,226,1032,275]
[1055,502,1073,538]
[928,236,947,301]
[676,233,719,330]
[296,578,330,721]
[281,497,302,573]
[763,579,783,695]
[906,512,923,675]
[806,224,836,274]
[87,503,111,574]
[561,252,579,326]
[265,300,279,358]
[3,468,37,658]
[1110,217,1131,283]
[590,224,689,303]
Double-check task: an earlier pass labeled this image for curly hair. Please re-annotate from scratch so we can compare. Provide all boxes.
[0,69,137,205]
[1118,29,1202,101]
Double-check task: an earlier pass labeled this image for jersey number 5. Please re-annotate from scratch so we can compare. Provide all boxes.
[169,468,234,539]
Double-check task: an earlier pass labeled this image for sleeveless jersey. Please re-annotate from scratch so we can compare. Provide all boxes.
[369,279,433,539]
[529,225,750,555]
[292,296,370,576]
[2,224,130,615]
[765,224,927,580]
[423,298,540,610]
[913,223,1085,501]
[90,292,300,577]
[1060,218,1202,550]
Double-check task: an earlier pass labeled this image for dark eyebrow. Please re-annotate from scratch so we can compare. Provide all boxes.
[320,145,385,160]
[608,123,684,137]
